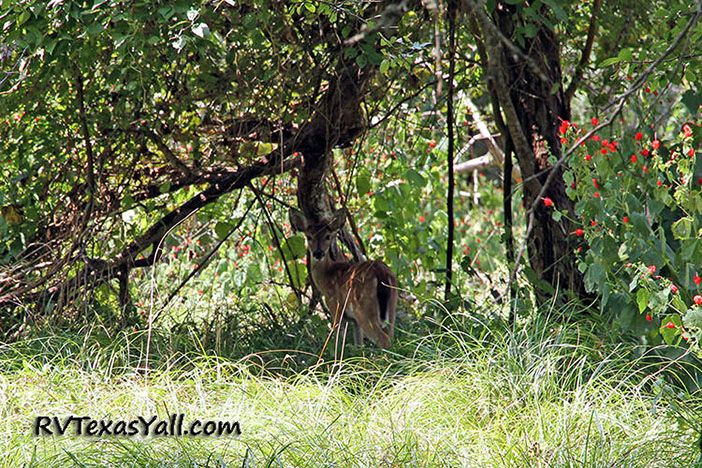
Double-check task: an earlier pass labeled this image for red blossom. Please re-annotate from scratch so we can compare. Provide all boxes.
[630,154,638,164]
[646,314,653,321]
[695,295,702,306]
[656,180,663,187]
[592,178,599,189]
[635,131,643,141]
[591,117,599,126]
[683,123,693,138]
[665,321,676,329]
[593,192,600,198]
[641,148,650,157]
[623,216,629,224]
[652,139,660,150]
[648,265,657,274]
[694,273,701,285]
[671,285,679,294]
[584,154,592,162]
[543,197,554,207]
[574,228,585,237]
[590,220,597,227]
[688,148,695,157]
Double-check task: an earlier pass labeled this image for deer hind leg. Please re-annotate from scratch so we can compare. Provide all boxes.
[350,318,364,346]
[355,296,391,349]
[385,287,398,341]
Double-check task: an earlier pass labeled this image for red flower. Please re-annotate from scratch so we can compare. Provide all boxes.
[641,148,650,157]
[642,166,649,173]
[593,192,600,198]
[635,131,643,141]
[559,120,570,135]
[646,314,652,321]
[695,295,702,306]
[600,147,608,155]
[671,284,679,294]
[694,273,701,285]
[419,215,426,223]
[584,154,592,161]
[623,216,629,224]
[591,117,599,126]
[630,154,638,164]
[592,178,599,189]
[560,137,568,144]
[592,135,601,142]
[656,180,663,187]
[574,228,585,237]
[652,139,660,150]
[428,139,437,149]
[683,123,693,138]
[590,220,597,226]
[543,197,554,207]
[648,265,657,274]
[688,148,695,157]
[665,321,676,329]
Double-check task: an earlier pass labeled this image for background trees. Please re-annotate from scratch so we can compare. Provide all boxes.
[0,0,701,348]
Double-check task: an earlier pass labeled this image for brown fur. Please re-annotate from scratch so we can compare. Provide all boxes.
[290,208,398,348]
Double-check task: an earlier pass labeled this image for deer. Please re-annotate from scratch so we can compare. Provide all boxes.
[289,207,397,349]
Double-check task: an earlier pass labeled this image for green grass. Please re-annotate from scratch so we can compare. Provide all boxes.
[1,310,700,467]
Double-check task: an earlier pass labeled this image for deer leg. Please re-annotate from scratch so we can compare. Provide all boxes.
[352,319,364,346]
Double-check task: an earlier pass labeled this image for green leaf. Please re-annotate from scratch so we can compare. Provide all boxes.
[682,90,702,115]
[159,181,171,193]
[192,23,210,38]
[283,235,306,260]
[186,8,198,21]
[541,0,567,22]
[405,169,426,188]
[617,48,633,61]
[636,288,650,313]
[683,308,702,329]
[214,222,233,241]
[672,217,692,240]
[379,59,390,74]
[584,263,605,292]
[659,314,681,345]
[599,56,621,68]
[356,168,371,195]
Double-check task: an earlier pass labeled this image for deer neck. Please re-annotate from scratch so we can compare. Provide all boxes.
[309,253,342,296]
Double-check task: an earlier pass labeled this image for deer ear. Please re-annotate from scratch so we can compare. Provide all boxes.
[289,208,307,232]
[330,208,347,231]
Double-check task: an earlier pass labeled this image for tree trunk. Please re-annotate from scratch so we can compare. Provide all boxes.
[490,5,587,297]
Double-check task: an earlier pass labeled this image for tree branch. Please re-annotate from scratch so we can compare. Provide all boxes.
[565,0,602,102]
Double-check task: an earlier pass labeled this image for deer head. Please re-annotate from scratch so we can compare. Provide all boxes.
[289,208,346,261]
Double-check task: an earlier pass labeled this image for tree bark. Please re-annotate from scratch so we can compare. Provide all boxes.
[475,2,587,297]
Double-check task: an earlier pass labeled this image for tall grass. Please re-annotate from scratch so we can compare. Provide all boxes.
[1,308,700,467]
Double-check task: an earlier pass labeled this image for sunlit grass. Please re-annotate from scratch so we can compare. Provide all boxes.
[1,310,700,467]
